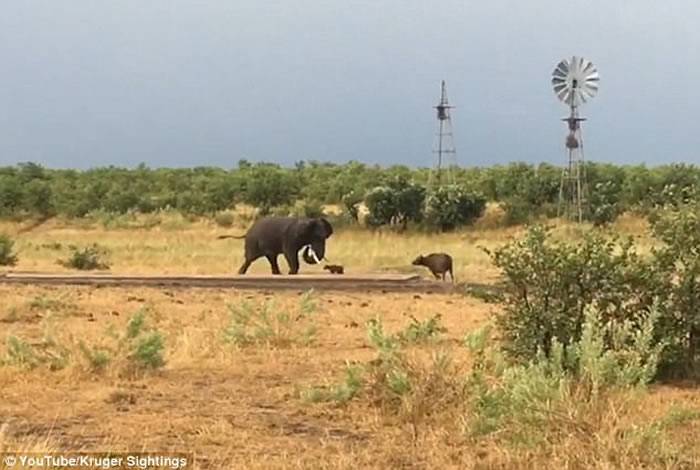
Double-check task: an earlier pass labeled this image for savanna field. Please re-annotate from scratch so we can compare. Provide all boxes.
[0,211,699,469]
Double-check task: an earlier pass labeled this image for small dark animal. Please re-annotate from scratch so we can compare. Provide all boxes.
[218,216,333,275]
[412,253,454,282]
[324,264,344,274]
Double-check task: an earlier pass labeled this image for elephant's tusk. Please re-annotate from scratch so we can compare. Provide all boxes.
[309,247,322,264]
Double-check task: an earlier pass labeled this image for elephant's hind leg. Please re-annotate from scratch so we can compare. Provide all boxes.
[238,258,253,275]
[238,253,262,275]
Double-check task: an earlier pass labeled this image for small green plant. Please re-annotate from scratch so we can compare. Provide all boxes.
[3,336,38,369]
[366,317,399,355]
[78,308,166,374]
[214,211,235,227]
[367,314,446,348]
[0,234,18,266]
[223,295,319,348]
[397,314,447,344]
[78,342,111,373]
[130,332,166,369]
[28,295,76,314]
[0,333,69,371]
[301,362,365,404]
[125,309,146,339]
[59,244,110,270]
[120,309,166,372]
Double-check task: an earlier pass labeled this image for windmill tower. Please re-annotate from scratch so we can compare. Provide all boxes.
[428,80,457,189]
[551,56,600,223]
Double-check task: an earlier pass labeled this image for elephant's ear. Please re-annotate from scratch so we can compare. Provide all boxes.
[317,218,333,238]
[294,219,316,240]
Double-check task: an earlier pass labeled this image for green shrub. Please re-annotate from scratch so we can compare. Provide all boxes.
[78,342,111,373]
[0,234,18,266]
[589,181,623,226]
[59,244,110,270]
[397,314,447,344]
[365,177,426,230]
[464,308,664,445]
[487,226,652,363]
[223,291,319,348]
[291,200,324,219]
[130,332,166,369]
[77,308,166,374]
[301,362,365,404]
[2,334,70,371]
[214,211,235,227]
[424,185,486,231]
[649,204,700,377]
[488,213,700,379]
[3,336,38,369]
[499,199,533,226]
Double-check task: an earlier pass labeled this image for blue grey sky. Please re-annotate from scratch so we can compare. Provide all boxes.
[0,1,697,169]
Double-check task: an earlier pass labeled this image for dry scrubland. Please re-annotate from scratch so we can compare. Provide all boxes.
[0,214,698,469]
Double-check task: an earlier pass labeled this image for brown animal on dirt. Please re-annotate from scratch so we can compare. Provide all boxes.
[412,253,454,282]
[323,264,344,274]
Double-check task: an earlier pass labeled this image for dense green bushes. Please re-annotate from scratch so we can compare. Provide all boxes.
[425,185,486,231]
[490,204,700,379]
[0,234,18,266]
[1,161,700,228]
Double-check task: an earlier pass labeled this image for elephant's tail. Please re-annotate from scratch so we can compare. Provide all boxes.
[217,234,246,240]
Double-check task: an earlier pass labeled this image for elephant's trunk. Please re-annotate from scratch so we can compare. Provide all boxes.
[302,243,326,265]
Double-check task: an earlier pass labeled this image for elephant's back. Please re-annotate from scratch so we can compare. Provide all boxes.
[246,217,297,237]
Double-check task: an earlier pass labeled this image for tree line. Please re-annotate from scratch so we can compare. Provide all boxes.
[0,160,698,229]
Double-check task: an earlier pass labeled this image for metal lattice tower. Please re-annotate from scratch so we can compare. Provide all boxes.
[551,56,600,223]
[428,80,457,189]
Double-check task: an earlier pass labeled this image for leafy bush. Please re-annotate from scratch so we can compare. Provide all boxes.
[301,362,364,404]
[0,234,18,266]
[305,316,462,435]
[3,336,38,369]
[214,211,235,227]
[130,332,166,369]
[1,334,70,371]
[76,308,166,375]
[59,244,110,270]
[78,342,111,372]
[489,214,700,379]
[488,226,652,363]
[589,180,623,226]
[397,315,447,344]
[365,177,426,230]
[290,200,324,219]
[341,190,363,222]
[241,164,300,215]
[648,204,700,377]
[464,313,672,461]
[424,185,486,231]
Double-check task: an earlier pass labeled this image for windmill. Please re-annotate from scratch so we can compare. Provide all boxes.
[428,80,457,190]
[551,56,600,223]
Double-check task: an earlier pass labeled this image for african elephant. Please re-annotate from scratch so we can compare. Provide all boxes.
[220,217,333,275]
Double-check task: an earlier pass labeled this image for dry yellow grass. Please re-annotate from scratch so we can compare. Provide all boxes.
[0,216,697,469]
[0,212,656,283]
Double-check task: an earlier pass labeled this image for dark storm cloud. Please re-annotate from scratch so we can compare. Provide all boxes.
[0,0,697,168]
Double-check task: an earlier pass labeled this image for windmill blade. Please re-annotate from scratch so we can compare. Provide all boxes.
[551,56,600,107]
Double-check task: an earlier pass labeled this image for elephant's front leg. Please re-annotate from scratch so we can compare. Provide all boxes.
[284,249,300,275]
[266,254,282,275]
